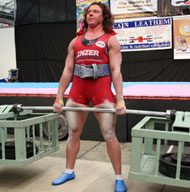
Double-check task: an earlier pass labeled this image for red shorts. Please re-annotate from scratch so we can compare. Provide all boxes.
[68,76,115,106]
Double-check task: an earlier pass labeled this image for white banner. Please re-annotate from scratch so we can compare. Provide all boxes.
[113,17,172,52]
[172,0,190,6]
[110,0,157,19]
[173,15,190,60]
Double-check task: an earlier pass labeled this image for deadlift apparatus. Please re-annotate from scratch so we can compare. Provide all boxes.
[129,111,190,188]
[0,104,190,188]
[0,105,59,166]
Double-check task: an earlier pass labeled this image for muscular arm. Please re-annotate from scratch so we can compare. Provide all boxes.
[53,38,76,112]
[56,38,76,99]
[108,36,123,102]
[108,36,126,114]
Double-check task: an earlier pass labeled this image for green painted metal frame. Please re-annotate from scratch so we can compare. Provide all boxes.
[129,112,190,188]
[0,105,59,167]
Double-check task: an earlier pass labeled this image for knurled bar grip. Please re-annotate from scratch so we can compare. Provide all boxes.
[19,106,172,118]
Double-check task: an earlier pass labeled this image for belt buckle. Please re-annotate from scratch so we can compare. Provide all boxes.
[80,65,87,78]
[92,63,98,79]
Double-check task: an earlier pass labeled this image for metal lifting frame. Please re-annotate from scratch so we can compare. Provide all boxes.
[129,112,190,188]
[0,105,59,166]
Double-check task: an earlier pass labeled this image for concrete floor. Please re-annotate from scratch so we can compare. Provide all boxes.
[0,140,189,192]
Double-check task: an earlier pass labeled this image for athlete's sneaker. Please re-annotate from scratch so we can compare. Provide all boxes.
[115,180,127,192]
[52,172,75,185]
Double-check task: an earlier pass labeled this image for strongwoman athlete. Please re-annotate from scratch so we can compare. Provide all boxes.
[52,2,127,192]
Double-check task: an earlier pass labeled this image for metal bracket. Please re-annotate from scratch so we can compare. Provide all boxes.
[172,111,190,132]
[0,105,13,114]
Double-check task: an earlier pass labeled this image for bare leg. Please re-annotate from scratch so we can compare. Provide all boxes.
[52,99,88,185]
[65,99,88,169]
[94,101,127,191]
[94,101,122,175]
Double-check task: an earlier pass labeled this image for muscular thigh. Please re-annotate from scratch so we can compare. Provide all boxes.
[66,99,88,132]
[94,101,116,140]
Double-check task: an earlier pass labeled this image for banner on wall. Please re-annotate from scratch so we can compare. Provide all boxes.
[113,17,172,52]
[76,0,109,32]
[0,0,15,28]
[110,0,157,19]
[172,0,190,6]
[173,15,190,60]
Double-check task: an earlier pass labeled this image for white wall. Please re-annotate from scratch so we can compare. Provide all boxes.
[0,27,16,78]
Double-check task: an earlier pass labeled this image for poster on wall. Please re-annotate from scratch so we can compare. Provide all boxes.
[172,0,190,6]
[157,0,190,17]
[0,0,15,28]
[113,17,172,52]
[110,0,157,19]
[76,0,109,32]
[173,15,190,60]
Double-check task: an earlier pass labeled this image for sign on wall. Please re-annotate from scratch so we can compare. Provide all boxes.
[113,17,172,52]
[172,0,190,6]
[110,0,157,19]
[173,15,190,59]
[0,0,15,28]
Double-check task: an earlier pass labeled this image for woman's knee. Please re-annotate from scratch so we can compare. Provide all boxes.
[70,128,81,137]
[103,129,116,142]
[67,129,81,144]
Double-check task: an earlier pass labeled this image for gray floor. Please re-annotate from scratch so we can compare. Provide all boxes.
[0,140,189,192]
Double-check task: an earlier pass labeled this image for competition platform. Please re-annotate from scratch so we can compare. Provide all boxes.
[1,82,190,100]
[1,82,190,142]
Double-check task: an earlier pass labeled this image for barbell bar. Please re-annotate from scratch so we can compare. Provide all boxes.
[12,104,176,119]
